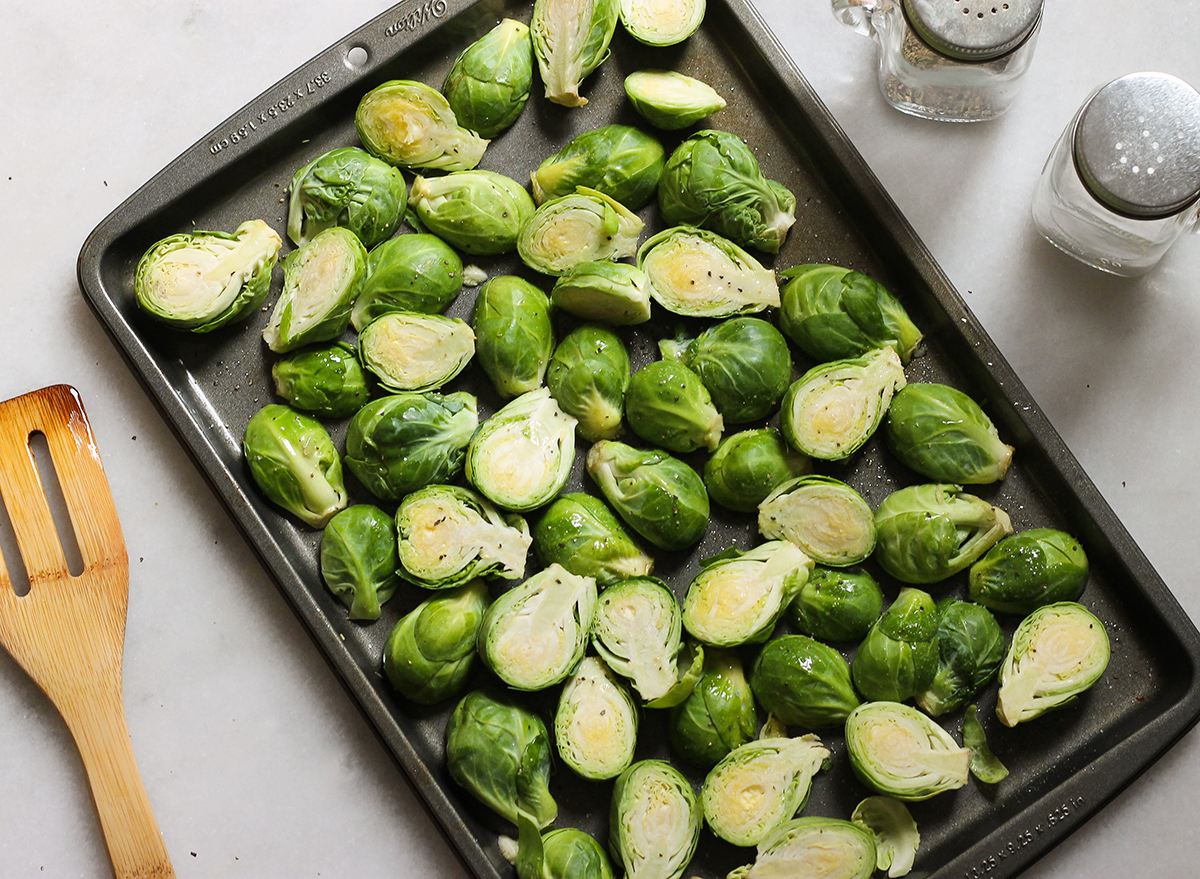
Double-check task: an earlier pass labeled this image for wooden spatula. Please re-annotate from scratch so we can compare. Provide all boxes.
[0,385,175,879]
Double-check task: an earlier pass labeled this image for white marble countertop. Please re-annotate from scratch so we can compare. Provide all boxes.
[2,2,1198,877]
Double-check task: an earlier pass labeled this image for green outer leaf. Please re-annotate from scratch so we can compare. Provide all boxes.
[549,260,653,326]
[319,504,400,620]
[472,275,554,399]
[383,581,489,704]
[243,404,347,528]
[515,813,616,879]
[610,760,700,879]
[885,382,1014,484]
[531,124,665,209]
[751,634,861,728]
[963,705,1009,784]
[443,19,533,138]
[787,565,883,643]
[532,493,653,585]
[915,598,1006,717]
[270,341,369,419]
[704,428,811,513]
[667,649,757,769]
[968,528,1090,615]
[625,359,724,454]
[680,317,792,424]
[531,0,620,108]
[624,69,726,129]
[286,146,407,248]
[851,588,939,704]
[351,233,464,330]
[546,324,632,442]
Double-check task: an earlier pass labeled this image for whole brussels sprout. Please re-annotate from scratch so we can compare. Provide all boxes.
[286,146,406,248]
[134,219,281,332]
[624,69,726,130]
[243,404,346,528]
[319,504,400,620]
[844,701,970,801]
[886,383,1014,484]
[619,0,705,46]
[554,656,639,780]
[409,171,535,255]
[351,233,464,330]
[637,225,779,318]
[788,566,883,643]
[383,580,489,704]
[728,817,877,879]
[969,528,1090,615]
[512,812,615,879]
[533,494,653,585]
[609,760,701,879]
[358,311,475,393]
[915,598,1006,717]
[758,475,876,567]
[625,360,724,454]
[531,0,620,108]
[531,125,665,209]
[355,79,488,171]
[517,187,643,277]
[472,276,554,400]
[851,587,939,704]
[271,341,368,419]
[704,429,810,513]
[963,704,1009,784]
[442,18,533,139]
[549,261,652,326]
[263,227,366,353]
[668,649,757,769]
[751,634,861,728]
[545,325,632,442]
[850,797,920,879]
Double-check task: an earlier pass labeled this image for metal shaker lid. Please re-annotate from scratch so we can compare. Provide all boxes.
[1072,73,1200,220]
[903,0,1043,61]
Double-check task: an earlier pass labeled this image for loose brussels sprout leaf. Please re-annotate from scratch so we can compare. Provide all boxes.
[637,226,779,318]
[669,317,792,424]
[592,577,690,703]
[851,587,939,704]
[479,564,598,691]
[546,324,632,442]
[844,701,971,801]
[779,264,923,364]
[682,541,813,647]
[531,0,620,108]
[996,601,1110,727]
[513,812,616,879]
[782,347,907,461]
[550,261,653,326]
[658,130,796,254]
[962,705,1009,784]
[518,187,643,276]
[750,634,860,729]
[554,656,639,780]
[704,429,810,514]
[473,275,554,400]
[610,760,701,879]
[531,125,665,209]
[358,311,475,393]
[344,391,477,501]
[874,483,1013,584]
[969,528,1090,616]
[668,649,757,769]
[624,69,726,129]
[410,171,535,256]
[243,404,347,528]
[445,689,558,829]
[351,233,464,330]
[383,580,489,704]
[271,341,369,419]
[701,733,830,847]
[915,598,1006,717]
[728,817,877,879]
[758,475,876,567]
[463,264,488,286]
[850,797,920,878]
[886,382,1014,484]
[586,440,710,551]
[788,565,883,643]
[466,388,577,512]
[319,504,400,620]
[134,219,281,332]
[263,227,366,353]
[619,0,705,46]
[443,19,533,139]
[533,493,653,585]
[355,79,488,171]
[396,484,531,589]
[626,359,724,454]
[286,146,406,248]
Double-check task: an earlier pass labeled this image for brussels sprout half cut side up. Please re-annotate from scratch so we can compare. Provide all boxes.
[619,0,705,46]
[472,275,554,400]
[609,760,701,879]
[518,187,644,277]
[851,797,920,879]
[886,382,1014,484]
[545,324,632,442]
[271,341,369,419]
[554,656,639,780]
[668,649,757,769]
[915,597,1006,717]
[531,124,665,210]
[550,261,653,326]
[727,817,877,879]
[533,493,654,585]
[637,226,779,318]
[409,171,535,256]
[704,429,811,514]
[969,528,1090,616]
[625,359,724,454]
[351,233,464,330]
[788,565,883,643]
[264,226,366,354]
[319,504,400,620]
[243,404,347,529]
[624,69,726,130]
[286,146,407,249]
[442,19,533,139]
[358,311,475,394]
[844,701,971,801]
[531,0,620,108]
[750,634,861,729]
[355,79,488,172]
[758,475,876,567]
[851,587,939,704]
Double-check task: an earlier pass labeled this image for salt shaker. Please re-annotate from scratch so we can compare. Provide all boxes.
[831,0,1043,122]
[1032,72,1200,277]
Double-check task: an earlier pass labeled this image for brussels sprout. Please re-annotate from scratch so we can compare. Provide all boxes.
[873,484,1013,584]
[727,817,877,879]
[549,261,652,326]
[915,598,1005,717]
[844,702,971,801]
[637,226,779,318]
[531,125,665,209]
[996,602,1110,727]
[396,485,531,589]
[445,689,558,829]
[351,233,464,330]
[610,760,701,879]
[271,341,369,419]
[624,69,726,130]
[134,219,281,332]
[619,0,705,45]
[443,19,533,139]
[850,797,919,879]
[263,227,366,353]
[533,494,654,585]
[781,347,907,461]
[545,324,632,442]
[319,504,400,620]
[962,705,1008,784]
[344,391,477,501]
[243,404,347,528]
[586,440,710,551]
[886,383,1014,484]
[682,541,813,647]
[668,649,757,768]
[778,264,923,364]
[409,171,535,255]
[704,429,810,514]
[286,146,406,248]
[851,587,939,704]
[751,634,861,728]
[357,311,475,393]
[355,79,488,171]
[625,360,724,454]
[787,566,883,643]
[969,528,1090,616]
[480,563,598,690]
[466,388,577,512]
[658,130,796,254]
[513,812,615,879]
[758,476,876,567]
[473,276,554,399]
[554,656,639,780]
[518,187,643,277]
[531,0,620,108]
[383,580,489,704]
[701,733,830,847]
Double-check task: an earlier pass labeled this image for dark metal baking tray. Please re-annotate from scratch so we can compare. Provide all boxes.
[76,1,1200,877]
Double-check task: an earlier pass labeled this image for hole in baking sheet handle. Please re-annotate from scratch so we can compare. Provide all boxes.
[344,45,370,70]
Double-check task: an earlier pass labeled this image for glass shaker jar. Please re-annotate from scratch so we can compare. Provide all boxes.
[831,0,1043,122]
[1032,72,1200,277]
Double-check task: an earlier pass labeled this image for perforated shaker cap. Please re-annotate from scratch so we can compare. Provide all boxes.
[1073,72,1200,220]
[903,0,1042,62]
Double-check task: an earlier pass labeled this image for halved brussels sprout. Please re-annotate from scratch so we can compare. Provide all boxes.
[668,649,757,769]
[550,261,652,326]
[637,226,779,318]
[532,125,666,209]
[915,598,1006,717]
[533,494,654,585]
[682,541,813,647]
[782,347,906,460]
[874,484,1013,584]
[263,226,366,353]
[625,359,724,454]
[787,565,883,643]
[479,564,598,691]
[409,171,535,255]
[619,0,705,45]
[396,484,531,589]
[443,18,533,139]
[727,817,877,879]
[624,69,726,130]
[531,0,620,108]
[963,705,1008,784]
[466,388,577,512]
[758,476,876,567]
[243,404,347,528]
[355,79,488,171]
[512,812,615,879]
[750,634,860,728]
[545,324,632,442]
[473,276,554,399]
[610,760,701,879]
[383,580,489,704]
[357,311,475,393]
[851,588,939,704]
[851,797,920,879]
[886,383,1014,484]
[554,656,639,780]
[969,528,1090,616]
[134,219,281,332]
[351,233,464,330]
[271,341,369,419]
[319,504,400,620]
[704,429,810,514]
[996,602,1110,727]
[844,701,971,801]
[518,187,643,276]
[286,146,406,248]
